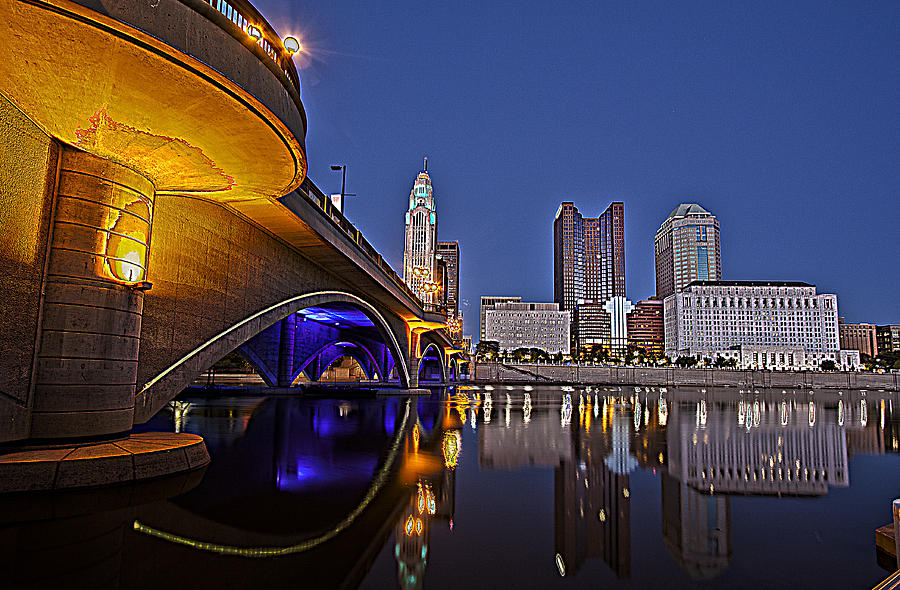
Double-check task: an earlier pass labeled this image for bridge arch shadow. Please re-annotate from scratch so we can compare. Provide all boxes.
[135,292,411,422]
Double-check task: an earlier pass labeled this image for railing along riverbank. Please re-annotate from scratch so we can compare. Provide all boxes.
[474,362,900,391]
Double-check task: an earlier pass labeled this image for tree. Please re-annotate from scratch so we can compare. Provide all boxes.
[713,356,730,368]
[529,347,551,363]
[820,359,837,371]
[676,356,698,368]
[552,352,564,364]
[475,340,500,361]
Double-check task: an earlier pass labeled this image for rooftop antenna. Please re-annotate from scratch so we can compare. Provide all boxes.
[424,155,428,172]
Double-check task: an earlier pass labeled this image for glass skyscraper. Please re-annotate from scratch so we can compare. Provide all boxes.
[553,201,625,311]
[654,203,721,299]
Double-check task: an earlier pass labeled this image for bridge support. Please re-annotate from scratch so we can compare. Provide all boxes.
[31,147,154,440]
[277,314,297,387]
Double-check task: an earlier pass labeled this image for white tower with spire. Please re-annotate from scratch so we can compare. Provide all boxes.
[403,158,439,304]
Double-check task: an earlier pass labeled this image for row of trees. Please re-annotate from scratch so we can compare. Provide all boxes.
[473,342,865,372]
[860,351,900,371]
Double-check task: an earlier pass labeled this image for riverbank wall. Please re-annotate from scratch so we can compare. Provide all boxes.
[473,363,900,391]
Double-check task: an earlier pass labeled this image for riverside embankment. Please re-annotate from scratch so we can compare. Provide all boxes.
[474,362,900,391]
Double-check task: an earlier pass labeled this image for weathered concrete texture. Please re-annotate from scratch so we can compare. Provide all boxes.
[0,432,209,493]
[30,148,154,439]
[475,363,900,391]
[134,191,420,414]
[69,0,306,145]
[0,0,305,200]
[0,94,60,442]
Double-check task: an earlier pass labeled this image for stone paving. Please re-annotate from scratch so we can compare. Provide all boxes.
[0,432,209,493]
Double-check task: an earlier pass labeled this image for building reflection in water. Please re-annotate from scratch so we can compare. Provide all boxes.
[470,385,896,584]
[4,386,897,589]
[393,397,461,590]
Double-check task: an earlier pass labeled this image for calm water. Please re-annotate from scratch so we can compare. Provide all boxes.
[3,384,900,589]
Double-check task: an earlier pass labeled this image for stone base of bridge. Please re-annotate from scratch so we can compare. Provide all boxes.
[0,432,209,494]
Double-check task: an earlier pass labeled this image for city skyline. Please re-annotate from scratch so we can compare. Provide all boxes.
[255,0,898,336]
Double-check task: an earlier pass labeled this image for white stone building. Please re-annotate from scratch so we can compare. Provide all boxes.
[484,302,570,354]
[402,159,438,304]
[664,281,859,370]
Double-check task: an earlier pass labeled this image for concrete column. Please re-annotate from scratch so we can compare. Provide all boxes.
[30,147,155,439]
[277,314,296,387]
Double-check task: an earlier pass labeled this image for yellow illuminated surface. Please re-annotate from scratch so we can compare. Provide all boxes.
[104,196,152,283]
[0,0,305,202]
[442,430,461,469]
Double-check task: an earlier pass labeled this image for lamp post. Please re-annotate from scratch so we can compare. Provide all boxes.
[330,164,356,214]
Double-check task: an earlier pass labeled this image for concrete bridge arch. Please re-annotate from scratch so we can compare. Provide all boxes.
[135,291,412,421]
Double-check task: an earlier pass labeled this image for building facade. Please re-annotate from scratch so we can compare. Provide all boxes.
[664,281,858,370]
[838,320,878,357]
[876,325,900,354]
[480,296,521,342]
[627,299,665,357]
[484,302,570,354]
[554,201,626,354]
[553,201,625,311]
[574,302,610,353]
[402,160,439,304]
[654,204,721,299]
[436,241,460,318]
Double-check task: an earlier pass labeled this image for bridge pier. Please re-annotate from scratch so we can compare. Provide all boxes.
[31,147,154,439]
[277,314,297,387]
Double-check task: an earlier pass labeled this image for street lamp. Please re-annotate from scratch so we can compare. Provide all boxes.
[330,164,356,214]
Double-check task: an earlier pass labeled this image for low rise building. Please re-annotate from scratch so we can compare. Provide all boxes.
[877,325,900,353]
[574,296,633,354]
[713,345,859,371]
[480,296,522,342]
[838,320,878,357]
[627,299,664,357]
[664,281,858,370]
[484,302,570,354]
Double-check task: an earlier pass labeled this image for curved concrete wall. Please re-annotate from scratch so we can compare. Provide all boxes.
[69,0,306,145]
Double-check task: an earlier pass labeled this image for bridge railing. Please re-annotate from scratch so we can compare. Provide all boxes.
[296,178,445,315]
[187,0,306,127]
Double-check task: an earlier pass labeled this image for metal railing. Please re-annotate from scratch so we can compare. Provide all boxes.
[295,179,448,317]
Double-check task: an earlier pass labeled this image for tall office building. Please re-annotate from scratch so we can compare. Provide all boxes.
[403,159,438,304]
[654,204,720,299]
[437,241,460,317]
[554,201,625,311]
[480,296,521,341]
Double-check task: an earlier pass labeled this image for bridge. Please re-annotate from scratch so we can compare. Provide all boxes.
[0,0,464,489]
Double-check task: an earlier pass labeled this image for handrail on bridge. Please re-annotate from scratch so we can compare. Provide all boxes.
[190,0,305,126]
[295,179,448,319]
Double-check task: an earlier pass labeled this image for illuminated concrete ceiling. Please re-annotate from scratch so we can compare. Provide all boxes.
[0,0,305,199]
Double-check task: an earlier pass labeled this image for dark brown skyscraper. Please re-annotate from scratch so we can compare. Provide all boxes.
[553,201,625,311]
[437,241,460,318]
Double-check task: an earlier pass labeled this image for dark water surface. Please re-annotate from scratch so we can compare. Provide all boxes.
[3,384,900,589]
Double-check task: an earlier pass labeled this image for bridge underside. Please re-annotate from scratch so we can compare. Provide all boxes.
[238,303,401,387]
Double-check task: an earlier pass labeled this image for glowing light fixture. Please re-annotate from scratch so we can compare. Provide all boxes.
[248,25,262,42]
[284,36,301,54]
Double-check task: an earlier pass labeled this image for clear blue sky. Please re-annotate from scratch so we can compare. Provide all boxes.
[258,0,899,336]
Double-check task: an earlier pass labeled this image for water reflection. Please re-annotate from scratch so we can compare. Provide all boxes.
[4,386,900,589]
[466,384,899,585]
